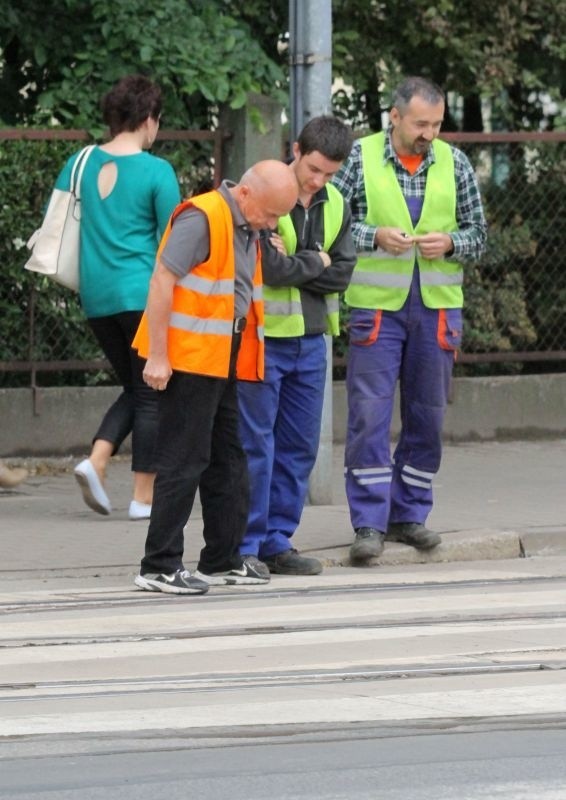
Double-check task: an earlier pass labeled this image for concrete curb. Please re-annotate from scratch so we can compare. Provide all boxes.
[311,528,566,568]
[2,529,564,582]
[520,529,566,558]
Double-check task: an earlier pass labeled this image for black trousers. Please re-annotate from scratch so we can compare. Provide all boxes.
[140,336,249,575]
[88,311,159,473]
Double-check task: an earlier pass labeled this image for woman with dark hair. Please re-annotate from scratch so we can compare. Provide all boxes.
[53,74,180,520]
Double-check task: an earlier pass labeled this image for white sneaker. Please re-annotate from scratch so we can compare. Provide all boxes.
[194,557,270,586]
[74,459,111,515]
[193,570,230,585]
[134,569,209,595]
[129,500,152,520]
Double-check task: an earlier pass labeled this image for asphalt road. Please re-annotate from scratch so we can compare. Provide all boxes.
[2,724,566,799]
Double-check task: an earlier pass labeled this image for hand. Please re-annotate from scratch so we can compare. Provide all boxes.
[143,355,172,392]
[318,250,331,268]
[269,232,287,256]
[375,227,415,256]
[413,232,454,259]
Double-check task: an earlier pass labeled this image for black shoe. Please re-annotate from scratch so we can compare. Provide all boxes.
[350,527,385,563]
[194,556,270,585]
[134,569,209,595]
[263,549,323,575]
[386,522,441,550]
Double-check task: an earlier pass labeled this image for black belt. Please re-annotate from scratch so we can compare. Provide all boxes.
[233,317,247,334]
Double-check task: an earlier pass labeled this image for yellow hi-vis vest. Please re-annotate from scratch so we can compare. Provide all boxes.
[345,132,462,311]
[263,183,344,336]
[133,190,265,380]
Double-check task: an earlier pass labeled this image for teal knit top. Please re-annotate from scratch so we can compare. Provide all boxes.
[55,147,180,317]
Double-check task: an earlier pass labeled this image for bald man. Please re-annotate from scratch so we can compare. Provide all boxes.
[133,161,298,594]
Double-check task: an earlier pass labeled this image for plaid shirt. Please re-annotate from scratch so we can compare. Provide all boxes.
[332,128,487,261]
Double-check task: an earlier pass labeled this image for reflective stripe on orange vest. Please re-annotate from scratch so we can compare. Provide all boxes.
[133,190,264,381]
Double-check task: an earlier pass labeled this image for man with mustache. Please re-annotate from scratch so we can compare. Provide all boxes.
[333,76,487,565]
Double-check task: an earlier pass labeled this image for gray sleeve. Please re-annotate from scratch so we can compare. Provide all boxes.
[160,208,210,277]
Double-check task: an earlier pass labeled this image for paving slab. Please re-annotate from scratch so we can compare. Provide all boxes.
[1,441,566,585]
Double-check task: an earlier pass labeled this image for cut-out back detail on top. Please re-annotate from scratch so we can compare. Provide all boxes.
[97,161,118,199]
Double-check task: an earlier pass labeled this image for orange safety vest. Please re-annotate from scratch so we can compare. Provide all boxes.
[133,190,264,381]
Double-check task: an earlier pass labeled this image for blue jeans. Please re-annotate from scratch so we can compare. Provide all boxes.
[238,335,327,559]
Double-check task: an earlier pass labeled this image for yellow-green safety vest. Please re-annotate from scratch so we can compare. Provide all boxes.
[345,132,463,311]
[264,183,345,336]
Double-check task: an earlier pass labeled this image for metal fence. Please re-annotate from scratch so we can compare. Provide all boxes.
[443,132,565,371]
[0,130,564,392]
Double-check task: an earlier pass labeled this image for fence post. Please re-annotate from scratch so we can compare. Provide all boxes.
[219,94,283,181]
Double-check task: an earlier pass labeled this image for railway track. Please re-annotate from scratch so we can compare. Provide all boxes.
[1,573,565,733]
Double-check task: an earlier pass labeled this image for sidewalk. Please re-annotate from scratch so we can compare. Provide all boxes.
[1,440,565,582]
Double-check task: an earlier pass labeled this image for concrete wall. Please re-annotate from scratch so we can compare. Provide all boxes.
[0,386,128,457]
[332,373,566,443]
[2,374,566,457]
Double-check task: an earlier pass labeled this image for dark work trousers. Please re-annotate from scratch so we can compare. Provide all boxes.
[88,311,159,473]
[140,334,248,576]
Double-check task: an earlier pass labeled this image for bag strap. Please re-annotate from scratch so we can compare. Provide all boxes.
[69,145,96,198]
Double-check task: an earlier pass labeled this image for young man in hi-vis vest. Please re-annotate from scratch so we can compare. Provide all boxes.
[237,116,356,576]
[333,76,487,565]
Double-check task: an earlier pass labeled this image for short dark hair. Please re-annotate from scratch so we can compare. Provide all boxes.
[101,74,162,137]
[297,116,353,162]
[393,77,445,115]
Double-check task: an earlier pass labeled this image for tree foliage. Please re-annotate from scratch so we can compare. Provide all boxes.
[0,0,286,131]
[1,0,563,132]
[332,0,566,131]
